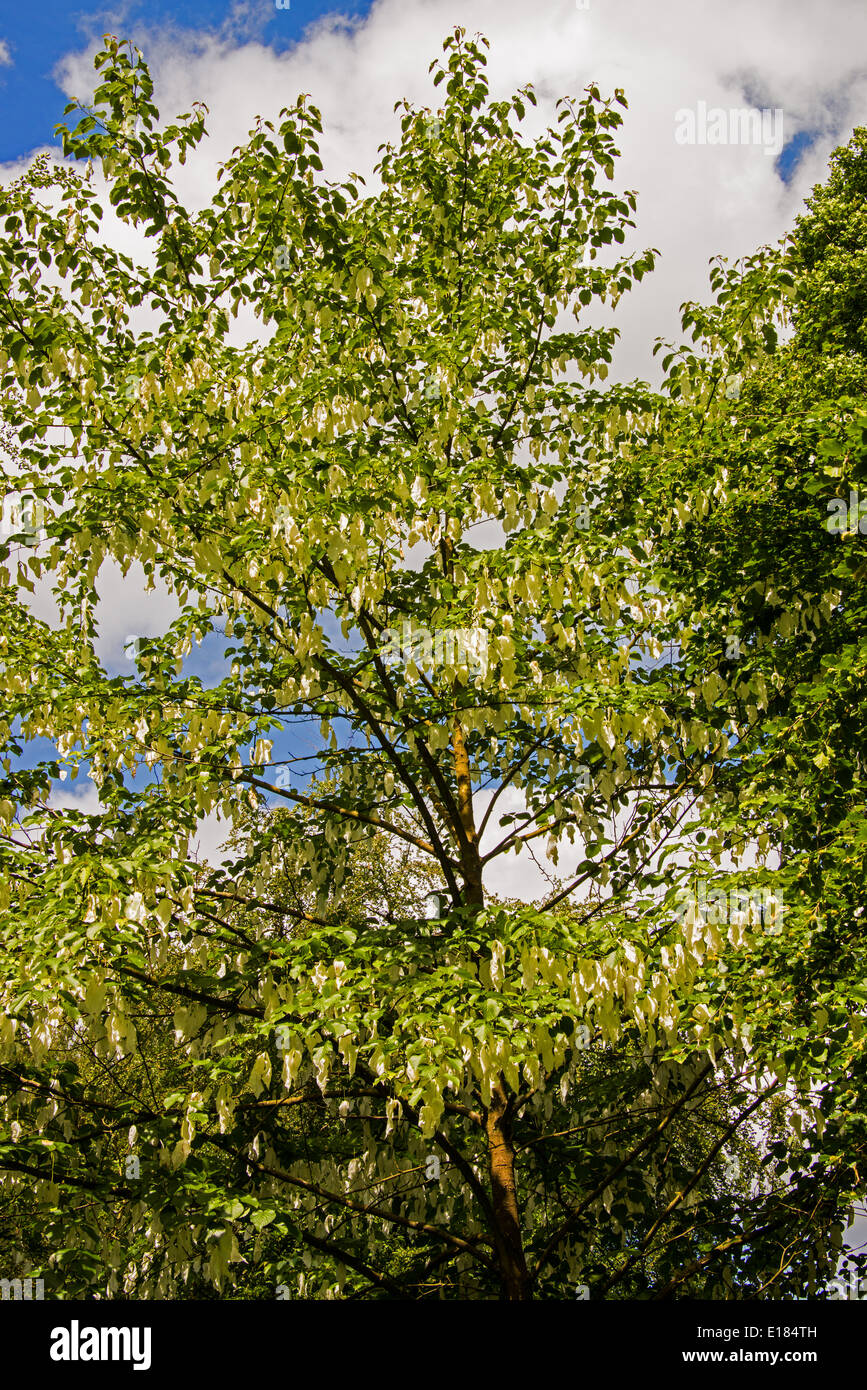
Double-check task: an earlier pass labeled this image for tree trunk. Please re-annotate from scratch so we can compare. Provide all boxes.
[486,1075,531,1300]
[449,660,529,1296]
[451,715,484,908]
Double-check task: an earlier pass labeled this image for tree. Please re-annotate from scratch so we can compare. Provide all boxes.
[629,127,867,1296]
[0,29,858,1300]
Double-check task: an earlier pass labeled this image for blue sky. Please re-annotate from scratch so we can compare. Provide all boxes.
[0,0,374,164]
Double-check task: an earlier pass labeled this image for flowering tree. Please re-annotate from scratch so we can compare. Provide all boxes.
[0,31,860,1300]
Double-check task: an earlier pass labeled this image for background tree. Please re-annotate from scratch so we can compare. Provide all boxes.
[626,127,867,1296]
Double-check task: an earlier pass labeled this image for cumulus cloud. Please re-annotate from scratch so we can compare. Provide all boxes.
[48,0,867,384]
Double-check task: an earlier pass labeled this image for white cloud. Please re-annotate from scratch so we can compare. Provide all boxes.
[478,785,567,902]
[189,808,236,866]
[0,40,12,69]
[47,0,867,388]
[90,560,184,671]
[49,780,102,815]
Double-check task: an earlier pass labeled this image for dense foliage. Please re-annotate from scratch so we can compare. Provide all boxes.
[0,30,865,1299]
